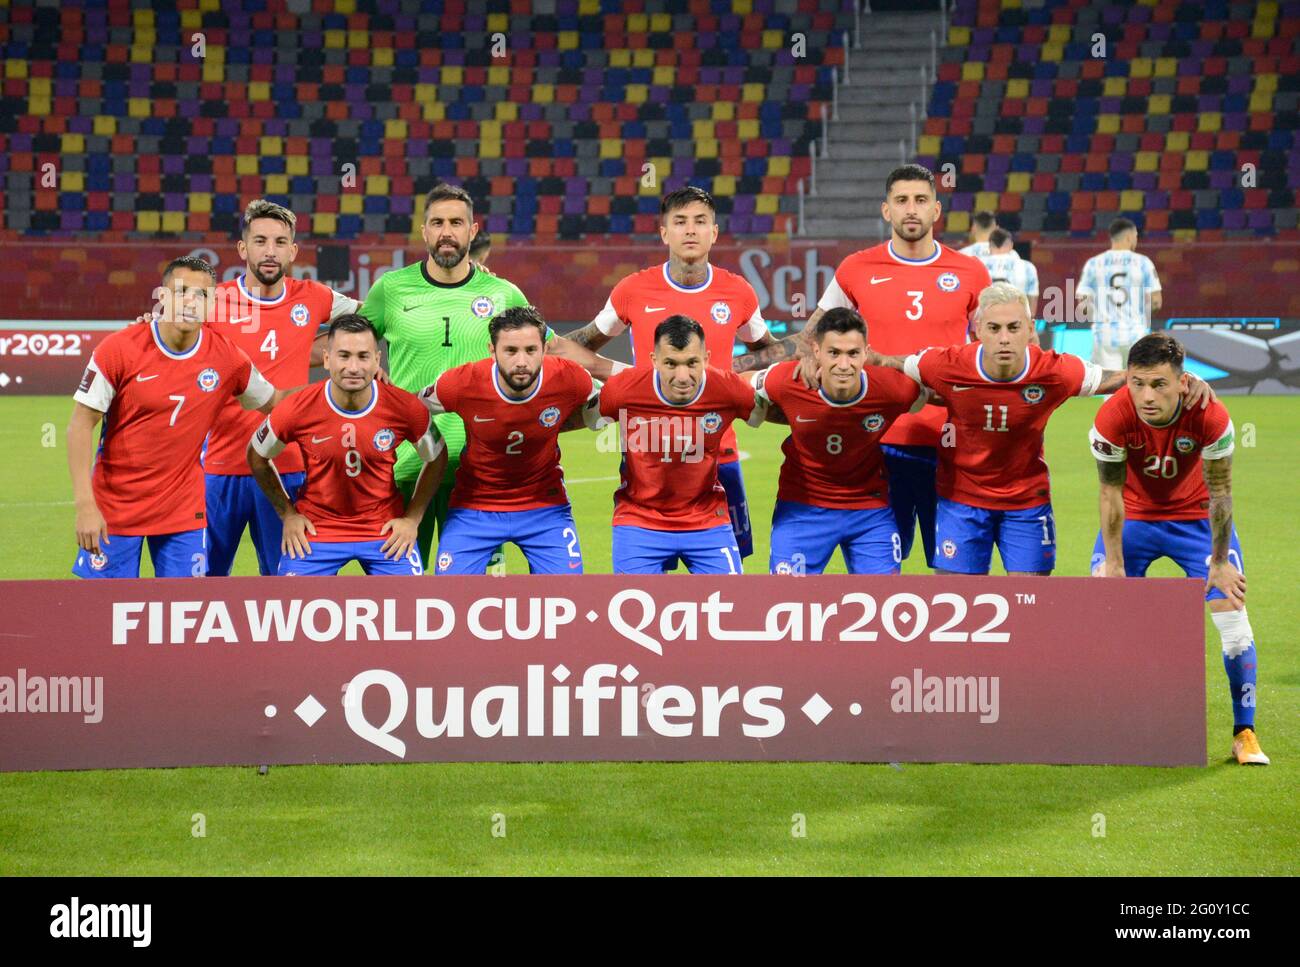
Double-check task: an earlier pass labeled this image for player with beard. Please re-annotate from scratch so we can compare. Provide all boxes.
[360,184,592,568]
[196,200,362,576]
[733,164,992,569]
[417,307,597,574]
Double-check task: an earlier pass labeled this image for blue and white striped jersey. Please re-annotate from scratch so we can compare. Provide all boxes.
[1076,249,1162,348]
[978,252,1039,298]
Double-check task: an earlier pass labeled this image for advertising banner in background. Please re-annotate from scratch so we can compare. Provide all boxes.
[2,238,1297,394]
[0,575,1207,772]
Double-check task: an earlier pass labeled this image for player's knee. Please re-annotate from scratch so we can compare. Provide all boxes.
[1211,608,1255,658]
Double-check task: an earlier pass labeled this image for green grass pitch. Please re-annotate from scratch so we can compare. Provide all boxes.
[0,393,1296,875]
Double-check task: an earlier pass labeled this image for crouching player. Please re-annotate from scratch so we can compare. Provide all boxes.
[1090,333,1267,765]
[247,315,446,575]
[870,282,1214,575]
[418,306,597,574]
[587,315,766,574]
[749,308,926,574]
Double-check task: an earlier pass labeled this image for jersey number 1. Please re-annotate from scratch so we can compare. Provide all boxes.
[441,316,452,348]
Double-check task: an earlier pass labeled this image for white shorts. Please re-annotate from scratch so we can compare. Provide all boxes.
[1091,339,1136,370]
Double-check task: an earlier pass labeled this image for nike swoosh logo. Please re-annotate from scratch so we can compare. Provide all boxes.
[473,416,495,422]
[311,435,332,443]
[644,305,667,312]
[568,561,581,569]
[231,315,253,325]
[951,386,974,392]
[870,277,892,284]
[795,416,816,422]
[403,304,420,312]
[136,374,159,381]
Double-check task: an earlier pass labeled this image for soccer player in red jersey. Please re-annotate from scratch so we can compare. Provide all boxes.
[869,282,1214,575]
[748,308,926,575]
[417,306,598,574]
[586,315,765,574]
[201,199,361,576]
[1090,333,1267,765]
[247,315,445,576]
[561,186,782,561]
[68,256,281,579]
[736,164,993,569]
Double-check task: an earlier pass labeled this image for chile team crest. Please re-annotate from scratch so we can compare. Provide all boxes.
[372,428,396,451]
[471,296,496,318]
[700,412,723,434]
[197,368,220,392]
[1022,384,1045,404]
[539,406,561,428]
[290,303,310,327]
[89,551,108,571]
[709,301,731,325]
[937,272,960,292]
[862,413,885,432]
[1175,436,1196,453]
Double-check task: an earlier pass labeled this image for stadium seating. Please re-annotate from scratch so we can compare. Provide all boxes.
[0,0,846,242]
[916,0,1300,240]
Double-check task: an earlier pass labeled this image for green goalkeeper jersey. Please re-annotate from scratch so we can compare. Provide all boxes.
[360,261,544,482]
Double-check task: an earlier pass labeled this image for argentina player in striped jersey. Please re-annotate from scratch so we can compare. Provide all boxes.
[1077,217,1162,370]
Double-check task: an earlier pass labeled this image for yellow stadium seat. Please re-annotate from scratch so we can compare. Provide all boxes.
[1120,190,1144,210]
[61,171,85,192]
[478,140,501,159]
[248,81,269,101]
[161,212,186,234]
[737,119,759,141]
[1153,58,1177,77]
[5,60,26,78]
[650,13,671,31]
[754,195,778,215]
[558,31,578,50]
[762,29,782,49]
[632,50,654,67]
[384,119,407,139]
[692,119,715,140]
[961,62,984,81]
[414,84,437,103]
[628,14,647,32]
[314,213,338,235]
[1130,58,1152,78]
[1007,172,1031,193]
[324,30,345,49]
[599,139,623,159]
[948,27,970,46]
[654,66,674,87]
[711,102,735,120]
[974,190,999,212]
[61,134,85,154]
[1197,113,1221,132]
[1041,43,1063,62]
[1166,132,1190,152]
[1103,77,1127,97]
[487,66,508,86]
[1134,151,1158,172]
[235,155,259,176]
[947,211,971,234]
[93,116,116,135]
[696,139,719,159]
[495,102,518,121]
[259,136,283,155]
[287,156,308,176]
[1185,150,1208,171]
[137,211,161,233]
[625,84,647,104]
[421,102,445,121]
[264,175,289,194]
[919,134,941,155]
[742,82,764,102]
[487,13,508,32]
[372,47,393,67]
[1249,92,1273,113]
[1097,114,1120,134]
[1148,94,1170,114]
[340,194,363,215]
[365,175,389,194]
[768,157,790,177]
[1006,79,1029,99]
[441,66,463,87]
[532,83,554,103]
[128,98,151,118]
[609,49,631,68]
[27,97,50,116]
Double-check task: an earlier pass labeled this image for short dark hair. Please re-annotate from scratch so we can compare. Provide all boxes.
[1109,217,1138,238]
[814,307,868,342]
[469,231,491,257]
[971,210,997,230]
[660,186,716,219]
[885,163,937,197]
[988,227,1013,249]
[424,183,474,219]
[162,255,217,286]
[1127,333,1184,373]
[327,313,379,344]
[653,314,706,351]
[242,199,297,239]
[489,305,548,345]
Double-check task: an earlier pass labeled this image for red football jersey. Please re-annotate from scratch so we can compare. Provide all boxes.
[593,262,766,464]
[420,356,596,511]
[907,343,1104,510]
[203,275,344,475]
[757,360,923,509]
[251,380,441,541]
[1090,391,1234,521]
[73,321,272,535]
[597,365,759,531]
[819,241,991,448]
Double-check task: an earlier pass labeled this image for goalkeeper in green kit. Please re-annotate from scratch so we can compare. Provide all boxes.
[360,184,585,567]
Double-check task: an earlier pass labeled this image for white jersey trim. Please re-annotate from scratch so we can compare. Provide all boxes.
[151,321,203,360]
[323,380,379,418]
[592,296,627,337]
[661,261,713,294]
[238,364,276,409]
[73,357,114,413]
